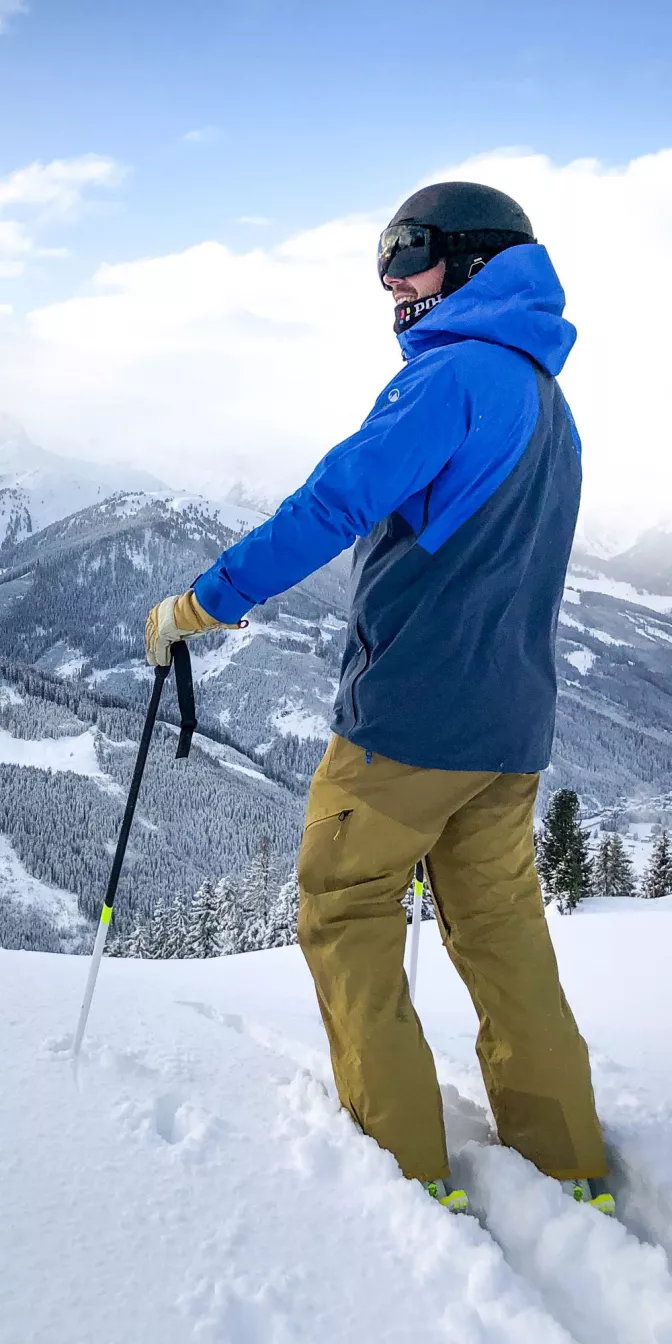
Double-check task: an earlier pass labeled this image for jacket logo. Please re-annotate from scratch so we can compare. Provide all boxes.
[388,388,400,402]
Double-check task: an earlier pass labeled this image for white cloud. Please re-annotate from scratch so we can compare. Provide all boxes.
[0,154,122,216]
[0,154,122,278]
[179,126,220,146]
[1,147,671,534]
[0,0,27,33]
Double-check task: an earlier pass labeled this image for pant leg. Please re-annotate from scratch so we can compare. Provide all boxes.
[297,735,497,1183]
[425,772,608,1181]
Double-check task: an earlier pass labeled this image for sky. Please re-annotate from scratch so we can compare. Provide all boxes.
[0,0,671,536]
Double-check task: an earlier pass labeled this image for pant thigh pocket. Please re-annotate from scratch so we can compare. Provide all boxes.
[299,810,354,896]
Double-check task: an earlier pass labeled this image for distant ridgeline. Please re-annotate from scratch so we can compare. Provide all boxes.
[3,482,672,952]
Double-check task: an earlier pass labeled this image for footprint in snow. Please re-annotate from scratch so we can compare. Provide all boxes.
[113,1089,231,1158]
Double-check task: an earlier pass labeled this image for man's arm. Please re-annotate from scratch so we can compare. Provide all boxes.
[193,352,467,623]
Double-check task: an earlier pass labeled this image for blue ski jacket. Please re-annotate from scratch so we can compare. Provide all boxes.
[194,243,581,772]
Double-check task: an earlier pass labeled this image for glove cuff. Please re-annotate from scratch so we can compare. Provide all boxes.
[174,590,222,634]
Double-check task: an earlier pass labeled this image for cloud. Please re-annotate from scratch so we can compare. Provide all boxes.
[179,126,220,146]
[1,147,671,536]
[0,0,27,34]
[0,154,122,278]
[236,216,271,227]
[0,154,123,216]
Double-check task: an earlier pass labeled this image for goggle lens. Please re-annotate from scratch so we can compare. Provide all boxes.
[377,224,438,286]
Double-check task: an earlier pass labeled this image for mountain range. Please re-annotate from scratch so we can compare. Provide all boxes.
[2,424,672,952]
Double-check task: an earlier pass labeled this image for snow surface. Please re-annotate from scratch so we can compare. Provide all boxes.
[163,723,271,785]
[0,834,84,939]
[56,650,89,678]
[565,649,597,675]
[3,902,672,1343]
[0,726,103,776]
[271,700,331,740]
[0,679,23,706]
[0,424,165,548]
[566,571,672,615]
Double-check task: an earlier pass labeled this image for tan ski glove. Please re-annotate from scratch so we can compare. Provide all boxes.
[145,590,243,667]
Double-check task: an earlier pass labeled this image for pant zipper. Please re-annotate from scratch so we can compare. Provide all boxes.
[333,810,352,840]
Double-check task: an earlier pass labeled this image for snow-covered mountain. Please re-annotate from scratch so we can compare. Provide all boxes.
[4,439,672,952]
[0,417,167,552]
[4,484,672,810]
[3,904,672,1342]
[0,658,305,954]
[0,486,349,774]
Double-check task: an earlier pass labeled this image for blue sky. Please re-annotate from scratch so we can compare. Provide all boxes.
[0,0,671,535]
[1,0,671,309]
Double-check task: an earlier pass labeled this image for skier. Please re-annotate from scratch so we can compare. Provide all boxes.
[146,181,614,1216]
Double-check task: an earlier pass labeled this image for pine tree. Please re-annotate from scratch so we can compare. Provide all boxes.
[125,916,153,958]
[149,896,173,958]
[263,873,300,948]
[593,833,636,898]
[186,878,221,958]
[537,789,592,914]
[238,836,283,950]
[161,893,191,959]
[213,875,244,955]
[592,835,612,898]
[643,829,672,899]
[611,835,637,897]
[104,930,127,957]
[239,835,278,924]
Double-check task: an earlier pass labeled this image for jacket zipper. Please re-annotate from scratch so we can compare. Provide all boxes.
[349,619,371,724]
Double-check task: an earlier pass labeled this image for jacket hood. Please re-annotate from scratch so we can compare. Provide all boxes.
[397,243,576,376]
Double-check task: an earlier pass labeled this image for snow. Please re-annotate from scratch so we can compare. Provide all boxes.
[559,612,587,631]
[190,623,255,682]
[565,649,597,675]
[639,622,672,646]
[0,833,84,937]
[271,700,331,740]
[566,570,672,615]
[56,650,88,678]
[0,726,103,776]
[0,428,165,548]
[164,724,270,784]
[3,903,672,1342]
[562,585,582,605]
[0,679,23,705]
[587,627,631,647]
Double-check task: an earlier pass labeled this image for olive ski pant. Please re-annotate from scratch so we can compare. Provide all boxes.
[297,735,607,1185]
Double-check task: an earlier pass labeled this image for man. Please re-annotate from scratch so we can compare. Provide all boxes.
[146,181,613,1216]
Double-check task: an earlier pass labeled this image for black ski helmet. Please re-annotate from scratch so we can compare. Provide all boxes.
[387,180,534,239]
[381,180,535,300]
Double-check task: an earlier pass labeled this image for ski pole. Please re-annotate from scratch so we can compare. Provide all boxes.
[407,860,424,1004]
[72,641,197,1056]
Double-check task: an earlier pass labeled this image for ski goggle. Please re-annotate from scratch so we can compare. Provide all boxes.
[377,224,446,288]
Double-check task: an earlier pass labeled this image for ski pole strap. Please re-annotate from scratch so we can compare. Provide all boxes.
[171,640,197,759]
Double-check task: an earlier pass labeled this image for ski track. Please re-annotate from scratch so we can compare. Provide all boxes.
[196,1007,672,1344]
[175,1002,576,1344]
[6,948,672,1344]
[86,996,672,1344]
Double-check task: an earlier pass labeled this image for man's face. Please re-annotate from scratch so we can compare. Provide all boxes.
[383,258,446,305]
